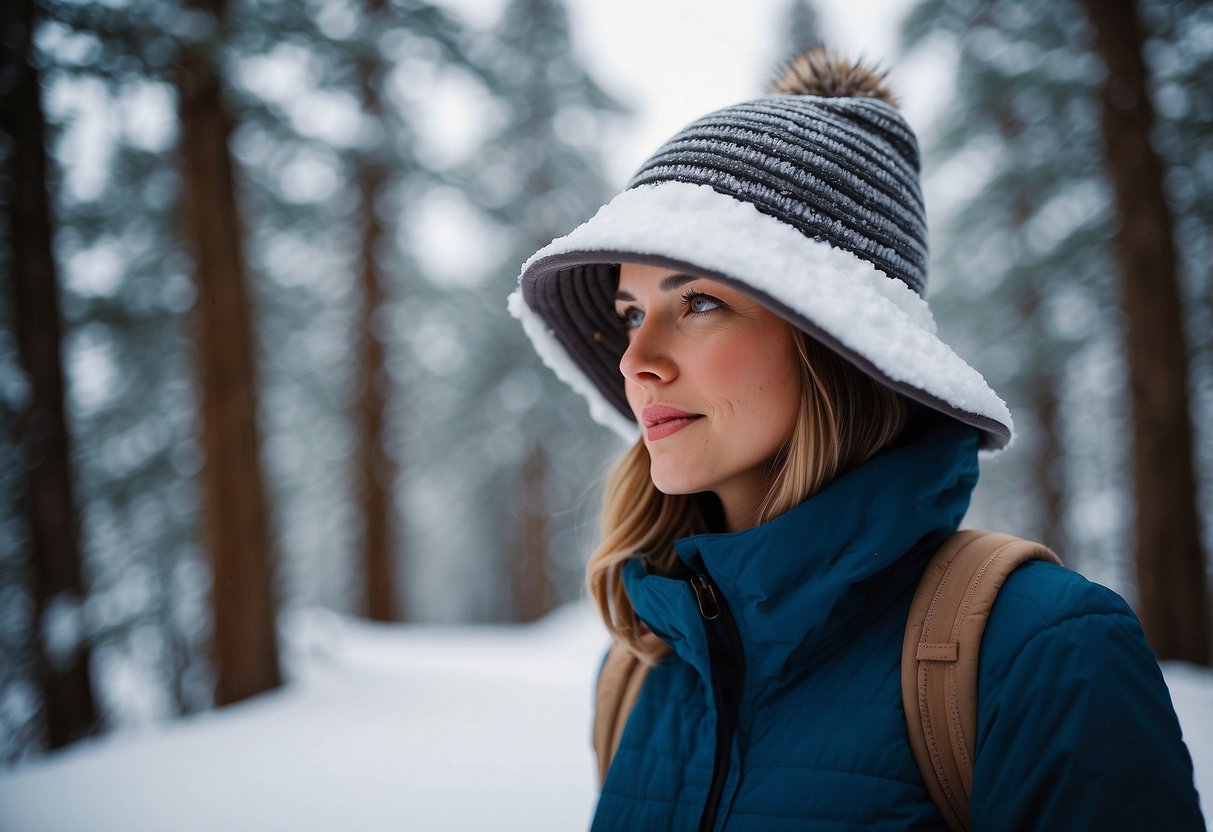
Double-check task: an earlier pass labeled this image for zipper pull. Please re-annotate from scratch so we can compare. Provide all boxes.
[690,574,721,620]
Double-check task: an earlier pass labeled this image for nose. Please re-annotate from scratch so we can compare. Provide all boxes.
[619,319,678,386]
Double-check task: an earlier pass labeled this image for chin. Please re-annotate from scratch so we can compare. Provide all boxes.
[647,461,709,497]
[651,482,701,497]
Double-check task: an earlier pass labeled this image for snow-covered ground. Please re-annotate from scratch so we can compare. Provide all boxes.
[0,602,1209,831]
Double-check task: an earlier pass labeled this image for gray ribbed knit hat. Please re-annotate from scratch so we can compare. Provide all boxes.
[508,49,1012,451]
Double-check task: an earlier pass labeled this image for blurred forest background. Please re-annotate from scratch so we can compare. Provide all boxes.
[1,0,1210,766]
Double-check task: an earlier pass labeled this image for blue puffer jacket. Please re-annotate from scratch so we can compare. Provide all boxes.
[592,423,1204,831]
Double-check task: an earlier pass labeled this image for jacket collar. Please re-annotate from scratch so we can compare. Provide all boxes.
[623,421,980,699]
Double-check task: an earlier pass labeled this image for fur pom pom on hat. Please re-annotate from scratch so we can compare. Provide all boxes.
[767,47,897,106]
[508,49,1014,451]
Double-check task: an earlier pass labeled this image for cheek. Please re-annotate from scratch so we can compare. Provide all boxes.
[750,371,800,441]
[711,333,799,417]
[703,343,753,386]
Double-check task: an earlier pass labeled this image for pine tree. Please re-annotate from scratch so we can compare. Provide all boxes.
[0,0,516,757]
[901,0,1111,567]
[35,0,212,728]
[435,0,625,621]
[174,0,281,705]
[350,0,401,622]
[900,0,1212,660]
[219,0,374,622]
[1078,0,1209,665]
[0,0,100,750]
[338,0,495,622]
[1141,0,1213,612]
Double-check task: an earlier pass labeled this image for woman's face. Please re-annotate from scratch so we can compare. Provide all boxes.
[615,262,802,530]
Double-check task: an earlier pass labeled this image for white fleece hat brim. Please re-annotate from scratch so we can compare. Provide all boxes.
[509,180,1012,451]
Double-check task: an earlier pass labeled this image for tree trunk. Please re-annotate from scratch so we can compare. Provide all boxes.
[1079,0,1210,664]
[514,443,556,622]
[0,0,100,749]
[175,0,281,704]
[1011,216,1065,557]
[1025,353,1065,550]
[353,0,401,622]
[990,92,1069,562]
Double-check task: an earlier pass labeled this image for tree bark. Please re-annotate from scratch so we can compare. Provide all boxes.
[174,0,282,703]
[353,0,400,622]
[1024,346,1065,550]
[1,0,101,748]
[1079,0,1210,664]
[514,443,556,622]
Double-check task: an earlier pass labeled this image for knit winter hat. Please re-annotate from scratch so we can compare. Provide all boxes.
[508,49,1013,451]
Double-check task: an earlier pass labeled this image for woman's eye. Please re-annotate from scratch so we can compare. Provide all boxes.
[620,307,645,329]
[684,293,723,314]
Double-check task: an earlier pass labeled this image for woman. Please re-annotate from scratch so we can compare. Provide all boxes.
[509,49,1203,830]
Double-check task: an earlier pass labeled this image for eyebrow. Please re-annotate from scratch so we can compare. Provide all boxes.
[614,272,699,302]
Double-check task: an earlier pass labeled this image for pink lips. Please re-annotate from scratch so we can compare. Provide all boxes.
[642,404,703,442]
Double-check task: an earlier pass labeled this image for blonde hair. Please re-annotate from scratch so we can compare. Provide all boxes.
[587,331,910,661]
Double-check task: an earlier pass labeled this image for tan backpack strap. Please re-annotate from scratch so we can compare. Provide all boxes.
[902,530,1062,832]
[593,634,662,786]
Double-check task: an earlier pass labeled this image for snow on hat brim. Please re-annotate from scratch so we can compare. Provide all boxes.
[508,180,1013,451]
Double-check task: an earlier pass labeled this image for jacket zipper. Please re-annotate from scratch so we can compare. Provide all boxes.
[691,572,744,832]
